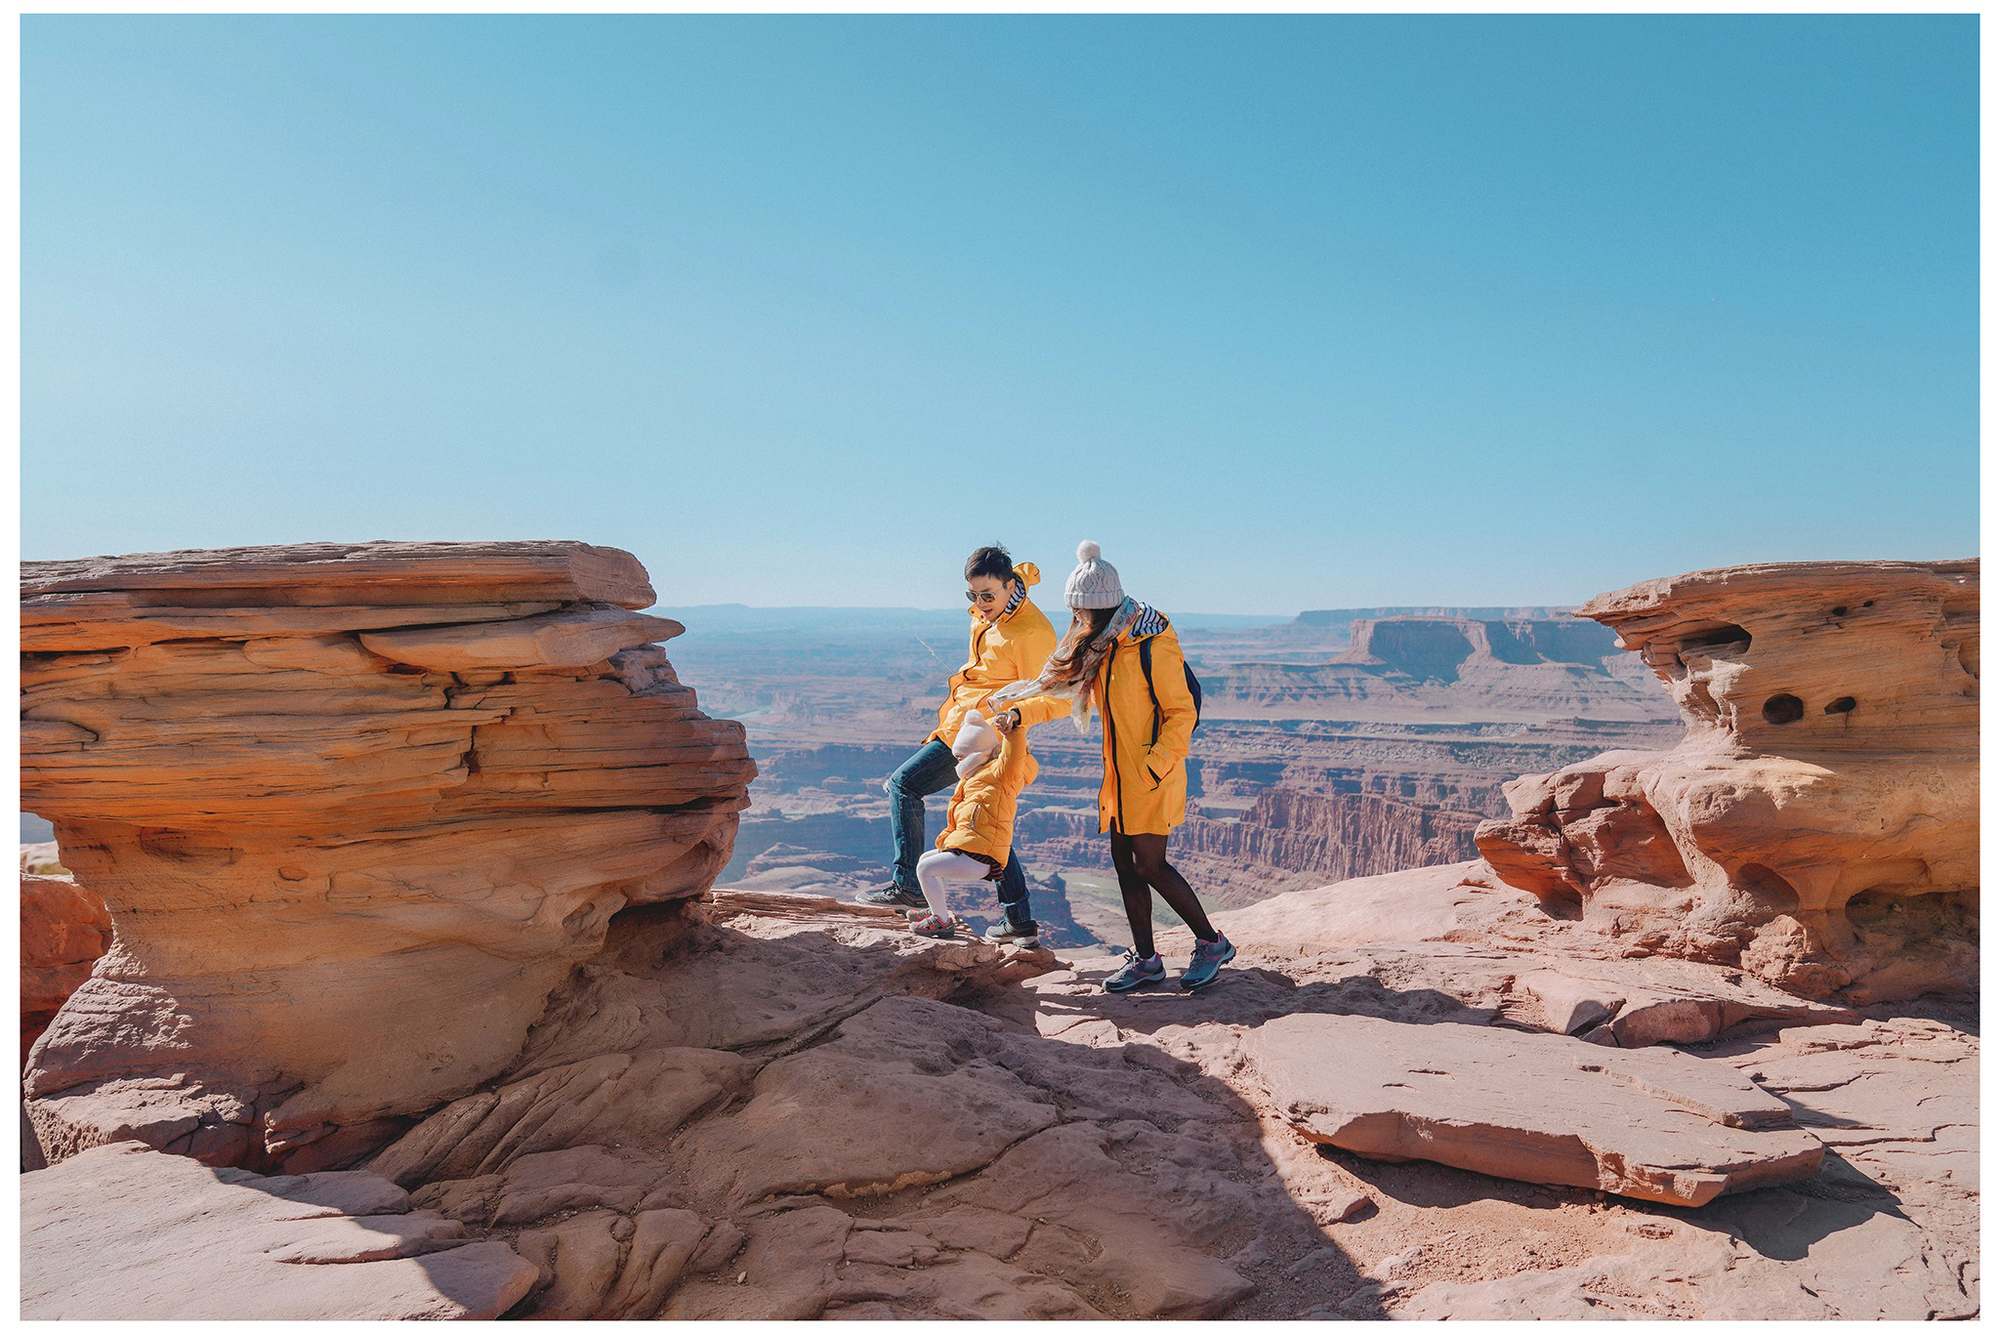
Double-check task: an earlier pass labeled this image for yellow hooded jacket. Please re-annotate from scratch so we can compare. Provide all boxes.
[1090,606,1196,836]
[927,561,1071,746]
[935,724,1037,865]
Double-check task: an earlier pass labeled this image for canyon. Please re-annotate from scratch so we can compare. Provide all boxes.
[670,601,1682,938]
[19,543,1978,1320]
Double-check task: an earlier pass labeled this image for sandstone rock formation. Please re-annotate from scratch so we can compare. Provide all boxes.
[1476,559,1977,1002]
[21,541,754,1171]
[20,872,111,1062]
[21,1141,537,1319]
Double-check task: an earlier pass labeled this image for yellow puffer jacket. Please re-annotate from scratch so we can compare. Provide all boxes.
[1091,606,1197,836]
[928,562,1071,745]
[937,724,1037,865]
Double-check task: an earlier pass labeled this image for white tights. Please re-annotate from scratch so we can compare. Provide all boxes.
[914,849,994,921]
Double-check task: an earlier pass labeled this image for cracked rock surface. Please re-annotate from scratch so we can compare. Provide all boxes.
[343,881,1976,1319]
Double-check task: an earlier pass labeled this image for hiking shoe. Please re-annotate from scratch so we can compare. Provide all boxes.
[908,911,958,940]
[855,884,927,914]
[1102,950,1166,992]
[1179,935,1236,990]
[983,919,1040,948]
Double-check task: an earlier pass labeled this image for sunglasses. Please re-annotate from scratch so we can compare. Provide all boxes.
[965,589,1000,604]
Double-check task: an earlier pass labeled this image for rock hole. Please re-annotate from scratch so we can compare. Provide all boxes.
[1824,696,1856,715]
[1678,622,1752,655]
[1862,599,1874,607]
[1830,606,1847,618]
[135,827,244,865]
[1736,863,1800,916]
[1760,694,1804,725]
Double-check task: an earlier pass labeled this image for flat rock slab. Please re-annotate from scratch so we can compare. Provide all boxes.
[1515,958,1860,1047]
[359,605,683,671]
[21,540,654,608]
[22,1141,538,1319]
[1245,1013,1823,1207]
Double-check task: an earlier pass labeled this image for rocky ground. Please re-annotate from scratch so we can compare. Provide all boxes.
[29,873,1973,1320]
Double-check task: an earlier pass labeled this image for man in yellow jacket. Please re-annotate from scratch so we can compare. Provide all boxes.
[857,546,1067,944]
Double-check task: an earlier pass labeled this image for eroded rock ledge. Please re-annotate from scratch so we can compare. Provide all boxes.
[1476,558,1977,1002]
[21,541,755,1171]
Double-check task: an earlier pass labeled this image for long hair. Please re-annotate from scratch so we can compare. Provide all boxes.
[1041,606,1116,690]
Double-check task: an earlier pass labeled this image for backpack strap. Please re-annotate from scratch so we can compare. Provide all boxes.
[1139,636,1161,745]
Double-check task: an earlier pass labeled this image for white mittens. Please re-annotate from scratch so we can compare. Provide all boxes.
[951,711,1001,781]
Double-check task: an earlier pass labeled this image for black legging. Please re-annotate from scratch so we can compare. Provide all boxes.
[1108,830,1218,958]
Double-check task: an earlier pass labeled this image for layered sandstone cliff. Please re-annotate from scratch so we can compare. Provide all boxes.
[1476,559,1977,1002]
[21,541,755,1170]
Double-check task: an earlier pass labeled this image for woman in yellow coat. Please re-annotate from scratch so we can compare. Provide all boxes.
[858,546,1068,946]
[990,542,1234,991]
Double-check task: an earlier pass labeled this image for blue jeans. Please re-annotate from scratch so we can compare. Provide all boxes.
[887,739,1034,930]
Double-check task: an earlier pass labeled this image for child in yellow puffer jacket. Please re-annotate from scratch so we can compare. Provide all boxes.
[909,707,1039,939]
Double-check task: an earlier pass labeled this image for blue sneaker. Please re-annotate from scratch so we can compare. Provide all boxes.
[1102,950,1166,992]
[1179,935,1236,990]
[855,884,927,914]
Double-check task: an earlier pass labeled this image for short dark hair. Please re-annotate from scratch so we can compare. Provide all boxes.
[964,544,1016,584]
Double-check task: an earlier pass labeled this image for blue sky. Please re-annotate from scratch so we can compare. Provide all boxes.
[21,15,1977,615]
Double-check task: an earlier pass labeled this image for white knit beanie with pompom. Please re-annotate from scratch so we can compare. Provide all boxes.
[1064,540,1125,610]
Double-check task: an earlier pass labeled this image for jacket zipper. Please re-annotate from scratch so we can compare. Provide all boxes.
[1102,645,1123,831]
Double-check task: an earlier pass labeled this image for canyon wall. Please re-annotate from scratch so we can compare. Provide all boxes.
[21,541,755,1170]
[1019,789,1480,909]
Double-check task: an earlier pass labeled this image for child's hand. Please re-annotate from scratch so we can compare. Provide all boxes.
[992,708,1019,734]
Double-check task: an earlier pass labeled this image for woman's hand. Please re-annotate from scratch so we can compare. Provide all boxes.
[992,707,1022,735]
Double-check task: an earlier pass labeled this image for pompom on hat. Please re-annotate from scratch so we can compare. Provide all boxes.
[1065,540,1125,610]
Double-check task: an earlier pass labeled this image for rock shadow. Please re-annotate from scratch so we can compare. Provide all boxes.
[1010,960,1502,1042]
[363,901,1387,1320]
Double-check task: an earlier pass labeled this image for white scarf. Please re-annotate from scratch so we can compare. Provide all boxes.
[988,597,1142,734]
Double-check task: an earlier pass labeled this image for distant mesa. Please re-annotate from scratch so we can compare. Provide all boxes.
[1201,613,1676,723]
[1332,615,1630,682]
[1292,605,1576,629]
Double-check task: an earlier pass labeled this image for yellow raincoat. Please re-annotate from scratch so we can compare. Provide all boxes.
[1090,606,1197,836]
[936,725,1037,865]
[927,562,1070,745]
